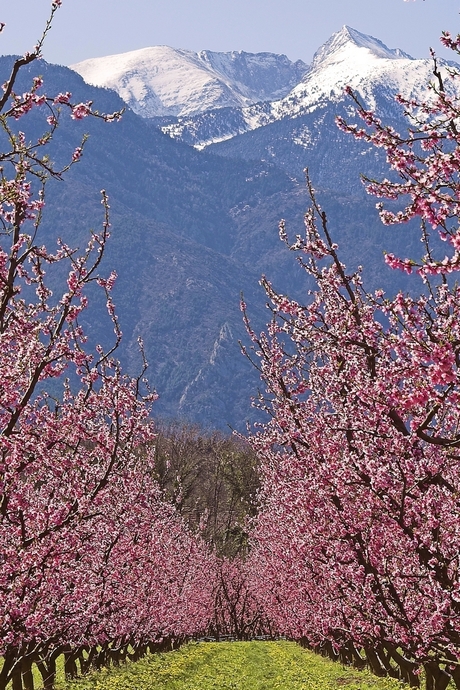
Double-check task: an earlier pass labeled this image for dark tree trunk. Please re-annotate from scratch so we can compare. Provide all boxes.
[76,649,87,675]
[424,661,452,690]
[0,649,16,690]
[36,656,56,690]
[383,644,419,687]
[64,649,78,680]
[85,646,98,673]
[348,643,367,671]
[364,646,387,677]
[11,666,22,690]
[324,641,339,663]
[21,656,35,690]
[450,663,460,689]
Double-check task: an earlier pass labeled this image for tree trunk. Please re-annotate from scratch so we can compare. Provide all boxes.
[383,644,419,687]
[11,666,22,690]
[0,649,16,690]
[94,644,108,670]
[64,649,78,680]
[76,650,87,675]
[364,646,387,677]
[338,644,352,666]
[85,646,98,672]
[36,657,56,690]
[450,663,460,689]
[348,643,367,671]
[317,641,338,662]
[424,661,452,690]
[21,656,35,690]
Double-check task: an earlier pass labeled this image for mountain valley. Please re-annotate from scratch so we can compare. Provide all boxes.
[1,26,452,430]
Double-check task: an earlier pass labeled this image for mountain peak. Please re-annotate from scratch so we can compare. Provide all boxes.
[71,47,308,118]
[311,26,413,69]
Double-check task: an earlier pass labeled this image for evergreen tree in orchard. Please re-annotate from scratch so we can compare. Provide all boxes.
[244,28,460,690]
[0,5,216,689]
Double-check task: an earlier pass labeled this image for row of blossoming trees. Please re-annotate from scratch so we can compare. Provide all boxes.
[7,3,460,690]
[241,31,460,690]
[0,5,218,690]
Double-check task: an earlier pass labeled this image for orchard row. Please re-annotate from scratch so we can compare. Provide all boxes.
[3,4,460,690]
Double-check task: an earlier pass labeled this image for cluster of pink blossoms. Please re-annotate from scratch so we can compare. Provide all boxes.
[0,4,218,689]
[241,28,460,690]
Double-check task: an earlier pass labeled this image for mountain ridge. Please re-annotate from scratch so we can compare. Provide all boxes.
[71,47,308,118]
[0,26,451,430]
[310,25,413,70]
[154,26,457,149]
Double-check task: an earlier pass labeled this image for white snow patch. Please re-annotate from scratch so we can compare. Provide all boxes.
[70,46,307,118]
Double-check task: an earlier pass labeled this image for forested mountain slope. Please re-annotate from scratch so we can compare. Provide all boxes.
[0,29,440,428]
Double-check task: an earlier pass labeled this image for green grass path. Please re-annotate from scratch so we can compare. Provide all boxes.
[64,641,404,690]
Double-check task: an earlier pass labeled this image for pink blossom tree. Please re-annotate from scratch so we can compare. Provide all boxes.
[0,5,217,689]
[211,557,271,640]
[243,32,460,690]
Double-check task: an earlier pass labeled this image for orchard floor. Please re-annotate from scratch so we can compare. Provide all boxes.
[61,641,405,690]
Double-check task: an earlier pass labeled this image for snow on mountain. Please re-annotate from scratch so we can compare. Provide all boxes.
[70,47,308,118]
[278,25,424,115]
[160,26,458,149]
[311,25,412,69]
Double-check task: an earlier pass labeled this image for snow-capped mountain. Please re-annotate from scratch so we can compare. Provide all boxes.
[2,28,442,431]
[70,47,308,118]
[311,25,412,68]
[160,26,457,149]
[280,25,429,115]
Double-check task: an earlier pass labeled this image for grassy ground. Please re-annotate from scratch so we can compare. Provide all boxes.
[57,641,406,690]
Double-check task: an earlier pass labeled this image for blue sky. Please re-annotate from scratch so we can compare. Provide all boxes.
[1,0,459,66]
